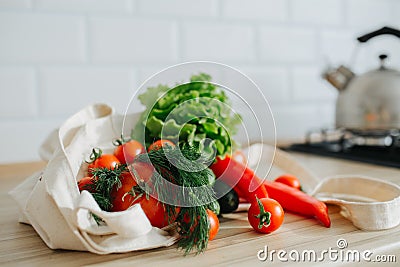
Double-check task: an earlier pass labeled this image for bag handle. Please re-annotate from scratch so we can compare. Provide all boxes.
[39,104,114,161]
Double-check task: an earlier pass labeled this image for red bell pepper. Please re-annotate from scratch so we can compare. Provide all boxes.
[264,180,331,227]
[210,155,268,203]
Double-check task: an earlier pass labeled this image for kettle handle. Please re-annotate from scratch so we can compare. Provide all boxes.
[357,26,400,43]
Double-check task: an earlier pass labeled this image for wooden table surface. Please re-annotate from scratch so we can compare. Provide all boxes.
[1,153,399,266]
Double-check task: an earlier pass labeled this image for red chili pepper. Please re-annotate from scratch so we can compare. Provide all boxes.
[264,180,331,227]
[210,156,268,203]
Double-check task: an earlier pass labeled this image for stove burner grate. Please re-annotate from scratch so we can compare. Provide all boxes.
[282,128,400,168]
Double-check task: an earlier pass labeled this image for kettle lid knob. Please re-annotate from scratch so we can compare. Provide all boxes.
[379,54,388,69]
[379,54,388,60]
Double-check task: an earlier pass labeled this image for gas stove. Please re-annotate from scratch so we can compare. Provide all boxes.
[282,128,400,168]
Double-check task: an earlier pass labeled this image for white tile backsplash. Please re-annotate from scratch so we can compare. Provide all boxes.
[0,13,85,63]
[90,17,177,63]
[320,30,356,65]
[346,0,394,28]
[272,104,327,140]
[393,2,400,27]
[34,0,132,14]
[39,67,135,116]
[0,119,62,163]
[0,0,397,162]
[291,67,336,102]
[0,68,36,118]
[237,67,290,104]
[222,0,287,21]
[182,22,255,62]
[291,0,343,26]
[0,0,31,8]
[259,26,317,63]
[137,0,217,17]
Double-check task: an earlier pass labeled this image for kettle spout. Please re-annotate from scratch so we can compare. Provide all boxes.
[322,65,355,91]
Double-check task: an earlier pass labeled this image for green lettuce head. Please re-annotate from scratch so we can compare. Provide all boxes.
[132,73,241,158]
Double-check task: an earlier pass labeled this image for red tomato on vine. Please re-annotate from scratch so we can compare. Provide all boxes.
[110,172,142,212]
[87,148,120,175]
[148,139,175,152]
[274,174,301,190]
[140,196,179,228]
[77,176,96,192]
[113,139,145,164]
[207,209,219,241]
[248,197,284,234]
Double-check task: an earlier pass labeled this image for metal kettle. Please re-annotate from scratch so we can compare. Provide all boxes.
[323,26,400,132]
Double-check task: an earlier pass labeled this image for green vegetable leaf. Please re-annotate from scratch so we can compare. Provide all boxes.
[132,73,242,157]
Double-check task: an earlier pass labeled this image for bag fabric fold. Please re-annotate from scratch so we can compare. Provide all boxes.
[9,103,179,254]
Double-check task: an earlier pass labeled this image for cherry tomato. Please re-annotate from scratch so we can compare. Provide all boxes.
[248,197,284,234]
[87,148,120,175]
[207,209,219,241]
[180,209,219,241]
[111,172,142,212]
[77,176,96,192]
[131,161,154,183]
[109,162,155,212]
[148,139,175,152]
[114,139,145,164]
[140,197,179,228]
[274,174,301,190]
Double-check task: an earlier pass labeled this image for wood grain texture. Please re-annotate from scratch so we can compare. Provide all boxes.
[1,154,399,266]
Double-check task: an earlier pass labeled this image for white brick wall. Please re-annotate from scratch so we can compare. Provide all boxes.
[34,0,132,14]
[39,67,135,116]
[291,0,343,26]
[90,18,178,63]
[242,67,289,104]
[182,22,255,62]
[291,67,336,102]
[0,68,36,118]
[0,0,399,163]
[320,30,355,65]
[0,0,31,9]
[346,0,394,28]
[137,0,217,17]
[259,26,317,63]
[222,0,287,21]
[0,13,85,62]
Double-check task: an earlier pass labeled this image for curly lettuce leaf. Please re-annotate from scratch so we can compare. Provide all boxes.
[132,73,241,157]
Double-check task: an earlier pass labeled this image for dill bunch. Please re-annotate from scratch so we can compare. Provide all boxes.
[135,145,217,255]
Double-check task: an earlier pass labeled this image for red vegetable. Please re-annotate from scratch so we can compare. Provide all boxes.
[77,176,96,192]
[113,139,145,164]
[181,209,219,241]
[210,155,268,204]
[110,172,142,212]
[207,209,219,240]
[87,148,120,175]
[148,139,175,152]
[264,180,331,227]
[248,197,284,234]
[140,196,179,228]
[274,174,301,190]
[131,161,154,183]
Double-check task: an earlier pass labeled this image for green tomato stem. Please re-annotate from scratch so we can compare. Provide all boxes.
[255,196,271,230]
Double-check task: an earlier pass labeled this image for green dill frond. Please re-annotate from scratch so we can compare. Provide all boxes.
[135,145,217,254]
[177,207,209,255]
[90,164,128,211]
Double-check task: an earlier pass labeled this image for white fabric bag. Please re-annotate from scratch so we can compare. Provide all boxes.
[9,103,179,254]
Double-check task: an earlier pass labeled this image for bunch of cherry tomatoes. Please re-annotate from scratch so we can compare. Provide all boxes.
[77,139,219,241]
